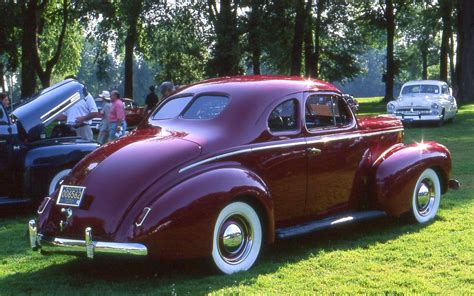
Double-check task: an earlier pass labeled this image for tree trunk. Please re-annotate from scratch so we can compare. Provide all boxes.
[385,0,395,102]
[123,1,141,99]
[439,0,451,82]
[304,0,316,78]
[454,0,463,98]
[449,30,456,82]
[124,25,136,98]
[208,0,241,76]
[248,0,262,75]
[290,0,306,76]
[459,0,474,102]
[421,46,428,80]
[0,64,5,92]
[313,0,324,79]
[20,3,38,98]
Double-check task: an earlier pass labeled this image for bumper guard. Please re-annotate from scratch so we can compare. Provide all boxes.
[28,220,147,258]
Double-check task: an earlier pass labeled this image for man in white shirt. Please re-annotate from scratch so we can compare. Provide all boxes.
[57,92,99,141]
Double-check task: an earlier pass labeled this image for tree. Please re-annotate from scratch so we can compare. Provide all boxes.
[246,0,264,75]
[358,0,408,102]
[0,3,20,92]
[207,0,242,76]
[121,1,143,98]
[456,0,474,103]
[399,1,439,80]
[439,0,452,82]
[290,0,306,76]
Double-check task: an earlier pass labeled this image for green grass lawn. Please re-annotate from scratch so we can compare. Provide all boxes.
[1,99,473,294]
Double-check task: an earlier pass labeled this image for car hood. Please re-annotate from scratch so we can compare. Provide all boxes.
[42,127,202,239]
[396,94,441,107]
[12,79,88,142]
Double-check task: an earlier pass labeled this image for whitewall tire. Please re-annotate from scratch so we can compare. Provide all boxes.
[212,201,262,274]
[48,169,71,195]
[410,168,441,223]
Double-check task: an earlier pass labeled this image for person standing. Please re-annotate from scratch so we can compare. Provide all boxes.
[108,90,126,141]
[145,85,158,113]
[0,92,10,109]
[97,91,112,145]
[159,81,175,100]
[57,89,99,141]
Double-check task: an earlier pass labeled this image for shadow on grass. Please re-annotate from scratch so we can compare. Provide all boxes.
[0,217,427,294]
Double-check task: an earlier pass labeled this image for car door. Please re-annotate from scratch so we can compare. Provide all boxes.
[256,94,308,226]
[304,93,367,217]
[0,104,15,196]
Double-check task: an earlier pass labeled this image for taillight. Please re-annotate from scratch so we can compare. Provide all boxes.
[135,207,151,227]
[37,197,52,214]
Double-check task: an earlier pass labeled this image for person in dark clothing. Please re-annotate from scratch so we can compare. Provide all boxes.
[145,85,159,113]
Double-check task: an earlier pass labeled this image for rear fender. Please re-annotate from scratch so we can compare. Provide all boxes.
[131,167,273,260]
[369,141,451,217]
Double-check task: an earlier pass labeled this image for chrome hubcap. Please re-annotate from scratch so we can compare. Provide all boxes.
[416,178,436,216]
[218,215,253,265]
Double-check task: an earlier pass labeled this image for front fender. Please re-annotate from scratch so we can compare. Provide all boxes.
[130,167,274,260]
[370,141,451,217]
[23,141,98,199]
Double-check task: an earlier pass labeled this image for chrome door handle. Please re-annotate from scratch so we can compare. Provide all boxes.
[306,147,321,155]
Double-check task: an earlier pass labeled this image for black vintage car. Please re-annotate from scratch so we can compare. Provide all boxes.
[0,79,99,206]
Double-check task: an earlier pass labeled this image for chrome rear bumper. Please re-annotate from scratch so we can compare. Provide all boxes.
[28,220,147,258]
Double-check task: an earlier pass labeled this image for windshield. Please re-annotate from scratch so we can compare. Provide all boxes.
[401,84,440,95]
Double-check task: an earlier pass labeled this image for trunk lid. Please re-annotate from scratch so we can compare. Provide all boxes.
[44,127,202,239]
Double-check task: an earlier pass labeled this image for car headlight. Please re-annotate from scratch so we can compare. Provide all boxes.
[387,103,396,113]
[431,103,439,110]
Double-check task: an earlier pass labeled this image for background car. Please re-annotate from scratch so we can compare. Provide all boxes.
[123,98,146,127]
[30,76,458,274]
[0,79,98,207]
[386,80,458,125]
[91,97,145,133]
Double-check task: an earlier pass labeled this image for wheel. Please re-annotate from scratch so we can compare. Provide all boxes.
[48,169,71,195]
[212,201,262,274]
[410,168,441,223]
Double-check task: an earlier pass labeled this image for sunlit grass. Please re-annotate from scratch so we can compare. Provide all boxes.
[0,99,473,294]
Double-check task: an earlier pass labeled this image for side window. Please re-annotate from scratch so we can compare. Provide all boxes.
[268,99,298,132]
[305,95,352,130]
[442,85,449,95]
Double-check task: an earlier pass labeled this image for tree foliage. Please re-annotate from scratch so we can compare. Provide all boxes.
[2,0,472,103]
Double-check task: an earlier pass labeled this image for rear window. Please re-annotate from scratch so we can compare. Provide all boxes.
[182,95,229,119]
[153,96,193,120]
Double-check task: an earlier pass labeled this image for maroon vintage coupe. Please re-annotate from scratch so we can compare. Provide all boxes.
[29,76,458,274]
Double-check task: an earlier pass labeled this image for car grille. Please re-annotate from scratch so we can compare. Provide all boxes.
[396,108,431,115]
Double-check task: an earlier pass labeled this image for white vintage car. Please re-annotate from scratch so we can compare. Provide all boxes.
[387,80,458,124]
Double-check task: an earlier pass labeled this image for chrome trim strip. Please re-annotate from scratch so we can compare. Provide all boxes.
[40,92,81,124]
[135,207,152,227]
[179,128,404,173]
[37,197,52,214]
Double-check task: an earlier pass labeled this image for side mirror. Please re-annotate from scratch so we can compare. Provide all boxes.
[449,87,453,96]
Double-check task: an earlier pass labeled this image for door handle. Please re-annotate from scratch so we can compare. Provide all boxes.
[306,147,321,155]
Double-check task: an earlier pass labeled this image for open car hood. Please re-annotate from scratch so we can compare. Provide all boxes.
[12,79,88,142]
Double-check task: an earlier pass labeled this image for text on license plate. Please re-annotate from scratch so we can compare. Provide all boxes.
[56,185,86,207]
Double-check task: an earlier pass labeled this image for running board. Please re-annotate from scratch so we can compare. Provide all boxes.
[0,197,32,206]
[276,210,387,239]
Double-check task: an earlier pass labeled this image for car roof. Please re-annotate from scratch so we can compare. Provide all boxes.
[402,80,447,86]
[175,75,341,104]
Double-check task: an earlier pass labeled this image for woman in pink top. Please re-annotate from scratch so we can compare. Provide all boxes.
[108,90,126,141]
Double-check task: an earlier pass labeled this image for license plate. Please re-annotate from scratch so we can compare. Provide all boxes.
[56,185,86,207]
